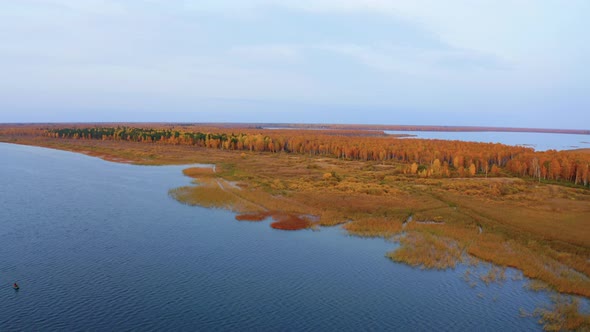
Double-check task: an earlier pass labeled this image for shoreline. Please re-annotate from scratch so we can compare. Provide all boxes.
[2,138,590,330]
[2,138,589,300]
[3,141,572,330]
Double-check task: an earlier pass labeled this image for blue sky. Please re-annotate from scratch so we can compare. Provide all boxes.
[1,0,588,128]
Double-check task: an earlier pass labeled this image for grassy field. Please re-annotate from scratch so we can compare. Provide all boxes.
[2,134,590,328]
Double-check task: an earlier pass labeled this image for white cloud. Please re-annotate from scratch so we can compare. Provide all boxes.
[230,45,302,63]
[26,0,127,15]
[226,41,510,76]
[182,0,588,65]
[1,0,587,125]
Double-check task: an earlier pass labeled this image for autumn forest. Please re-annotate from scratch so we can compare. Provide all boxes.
[35,125,589,187]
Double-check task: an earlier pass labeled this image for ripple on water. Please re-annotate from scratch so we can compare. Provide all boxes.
[0,143,547,331]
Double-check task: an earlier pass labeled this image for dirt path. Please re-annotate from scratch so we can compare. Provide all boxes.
[214,178,268,212]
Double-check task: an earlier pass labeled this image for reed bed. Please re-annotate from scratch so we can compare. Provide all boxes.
[343,216,404,237]
[388,231,464,269]
[533,295,590,331]
[182,167,215,177]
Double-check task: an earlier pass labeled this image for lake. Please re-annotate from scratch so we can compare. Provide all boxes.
[384,131,590,151]
[0,143,553,330]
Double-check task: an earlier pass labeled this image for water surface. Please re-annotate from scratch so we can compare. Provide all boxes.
[0,143,550,330]
[385,130,590,151]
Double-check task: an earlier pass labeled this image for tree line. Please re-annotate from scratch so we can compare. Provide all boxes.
[46,126,590,187]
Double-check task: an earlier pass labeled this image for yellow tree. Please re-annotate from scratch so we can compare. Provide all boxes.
[468,163,476,176]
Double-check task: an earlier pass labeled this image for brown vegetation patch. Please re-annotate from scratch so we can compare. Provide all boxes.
[169,184,236,209]
[533,295,590,331]
[169,177,263,213]
[467,235,590,297]
[388,231,464,269]
[235,212,271,222]
[343,216,404,237]
[183,167,215,178]
[479,265,507,285]
[270,214,312,231]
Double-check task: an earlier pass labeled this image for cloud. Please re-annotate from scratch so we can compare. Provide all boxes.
[23,0,127,15]
[0,0,588,127]
[230,45,302,63]
[181,0,589,64]
[225,40,510,78]
[315,43,510,74]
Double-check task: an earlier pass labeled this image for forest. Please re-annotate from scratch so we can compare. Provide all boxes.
[42,125,590,187]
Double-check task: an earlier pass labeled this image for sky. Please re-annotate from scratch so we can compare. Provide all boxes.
[0,0,588,128]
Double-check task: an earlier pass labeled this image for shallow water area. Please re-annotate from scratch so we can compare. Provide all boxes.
[0,143,557,330]
[385,130,590,151]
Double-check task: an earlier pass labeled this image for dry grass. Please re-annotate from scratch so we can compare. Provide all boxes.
[528,279,551,292]
[168,177,263,212]
[467,235,590,297]
[343,216,404,237]
[182,167,215,177]
[169,184,236,210]
[534,295,590,331]
[479,265,507,285]
[388,231,464,269]
[235,212,271,222]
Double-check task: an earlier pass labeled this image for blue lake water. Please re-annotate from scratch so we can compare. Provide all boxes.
[0,143,554,330]
[385,131,590,151]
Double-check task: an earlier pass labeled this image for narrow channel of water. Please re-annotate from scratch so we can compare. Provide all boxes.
[384,130,590,151]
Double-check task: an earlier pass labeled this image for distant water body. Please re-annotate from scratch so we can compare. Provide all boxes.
[385,131,590,151]
[0,143,556,330]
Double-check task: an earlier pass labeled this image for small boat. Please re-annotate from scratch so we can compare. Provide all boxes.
[13,283,19,290]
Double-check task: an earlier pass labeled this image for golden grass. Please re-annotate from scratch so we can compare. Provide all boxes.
[182,167,215,177]
[534,295,590,331]
[169,184,236,209]
[168,178,263,212]
[235,212,271,222]
[527,279,551,292]
[449,192,590,249]
[343,216,404,237]
[317,210,349,227]
[388,231,464,269]
[479,265,507,285]
[467,235,590,297]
